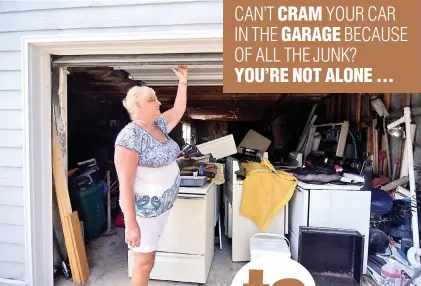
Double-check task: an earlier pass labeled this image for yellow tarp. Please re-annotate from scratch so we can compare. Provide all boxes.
[240,158,298,232]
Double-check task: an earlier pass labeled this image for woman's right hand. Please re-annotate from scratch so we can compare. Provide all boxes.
[125,223,141,248]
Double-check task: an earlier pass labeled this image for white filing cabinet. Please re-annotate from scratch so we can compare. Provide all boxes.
[223,157,288,262]
[288,182,371,274]
[128,182,217,284]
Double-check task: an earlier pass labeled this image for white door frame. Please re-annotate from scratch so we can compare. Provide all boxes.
[22,30,223,286]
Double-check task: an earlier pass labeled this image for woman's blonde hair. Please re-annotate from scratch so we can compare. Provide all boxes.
[122,85,157,119]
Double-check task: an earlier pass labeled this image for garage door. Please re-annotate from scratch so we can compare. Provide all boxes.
[52,53,223,86]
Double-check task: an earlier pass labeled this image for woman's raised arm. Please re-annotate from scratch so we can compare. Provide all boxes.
[163,65,188,133]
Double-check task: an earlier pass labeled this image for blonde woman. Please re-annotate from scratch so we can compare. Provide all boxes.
[114,66,188,285]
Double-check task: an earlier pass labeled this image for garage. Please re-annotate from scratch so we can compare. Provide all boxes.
[17,33,421,286]
[49,52,322,285]
[47,52,421,286]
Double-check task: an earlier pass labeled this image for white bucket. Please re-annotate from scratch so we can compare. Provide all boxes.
[250,233,291,261]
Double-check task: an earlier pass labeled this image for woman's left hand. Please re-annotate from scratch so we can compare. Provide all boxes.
[172,65,188,84]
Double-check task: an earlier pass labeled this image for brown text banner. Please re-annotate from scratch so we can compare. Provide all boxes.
[223,0,421,93]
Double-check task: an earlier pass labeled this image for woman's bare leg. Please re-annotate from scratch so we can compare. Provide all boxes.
[131,251,156,286]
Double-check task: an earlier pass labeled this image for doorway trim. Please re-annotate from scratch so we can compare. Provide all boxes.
[22,30,223,286]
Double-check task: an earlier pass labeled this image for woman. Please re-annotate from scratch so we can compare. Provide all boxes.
[114,66,188,286]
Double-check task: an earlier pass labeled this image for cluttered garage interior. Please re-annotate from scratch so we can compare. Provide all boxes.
[50,53,421,286]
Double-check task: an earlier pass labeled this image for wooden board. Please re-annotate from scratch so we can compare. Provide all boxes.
[52,124,90,284]
[67,212,90,283]
[52,67,68,173]
[400,94,411,109]
[361,95,371,123]
[366,126,373,157]
[372,119,379,174]
[356,94,361,123]
[52,126,80,282]
[384,93,392,110]
[52,125,72,215]
[383,152,388,177]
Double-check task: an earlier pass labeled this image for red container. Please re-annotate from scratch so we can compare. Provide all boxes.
[115,213,125,228]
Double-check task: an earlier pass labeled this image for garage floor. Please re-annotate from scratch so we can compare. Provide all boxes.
[54,228,373,286]
[55,227,246,286]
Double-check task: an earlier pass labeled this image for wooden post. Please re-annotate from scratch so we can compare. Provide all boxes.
[400,94,411,109]
[52,67,69,173]
[356,94,362,123]
[382,93,392,178]
[372,119,379,174]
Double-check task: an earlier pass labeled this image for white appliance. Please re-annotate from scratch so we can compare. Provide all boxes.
[223,157,288,262]
[128,182,218,284]
[288,182,371,274]
[196,134,237,160]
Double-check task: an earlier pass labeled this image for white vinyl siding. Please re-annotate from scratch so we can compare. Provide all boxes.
[0,130,23,148]
[0,187,24,206]
[0,51,21,70]
[0,3,220,32]
[0,0,222,283]
[0,225,25,244]
[0,91,22,110]
[0,149,23,168]
[0,72,21,90]
[0,167,23,187]
[0,110,23,130]
[0,262,26,282]
[0,1,200,12]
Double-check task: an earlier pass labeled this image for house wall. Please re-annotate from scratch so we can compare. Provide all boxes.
[0,1,222,283]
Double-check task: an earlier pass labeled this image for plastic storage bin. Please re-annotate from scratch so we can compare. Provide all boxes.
[250,233,291,261]
[75,181,105,241]
[180,176,208,187]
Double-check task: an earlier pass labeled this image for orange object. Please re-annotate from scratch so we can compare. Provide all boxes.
[68,168,79,177]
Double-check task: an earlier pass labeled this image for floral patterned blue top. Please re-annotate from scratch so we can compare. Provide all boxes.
[115,115,181,218]
[114,115,181,168]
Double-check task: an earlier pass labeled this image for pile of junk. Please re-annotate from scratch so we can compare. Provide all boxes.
[278,105,421,286]
[365,107,421,286]
[368,176,421,286]
[176,138,272,187]
[176,143,226,187]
